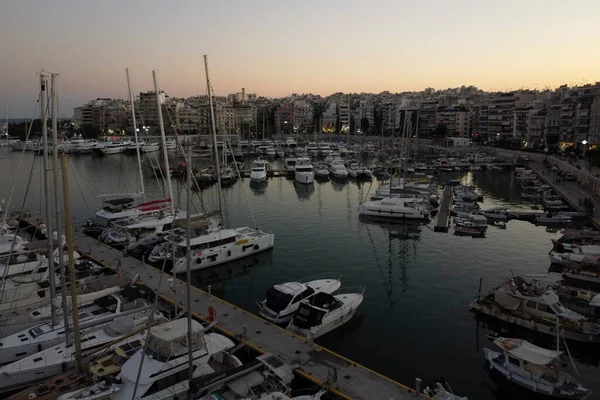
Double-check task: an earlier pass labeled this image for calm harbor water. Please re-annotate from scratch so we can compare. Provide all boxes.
[1,148,599,400]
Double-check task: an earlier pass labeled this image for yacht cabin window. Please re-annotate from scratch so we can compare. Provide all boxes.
[508,356,521,367]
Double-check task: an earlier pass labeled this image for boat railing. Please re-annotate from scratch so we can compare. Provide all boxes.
[298,272,343,283]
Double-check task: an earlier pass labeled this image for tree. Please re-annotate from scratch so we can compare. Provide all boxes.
[335,115,341,134]
[349,115,356,134]
[434,123,449,138]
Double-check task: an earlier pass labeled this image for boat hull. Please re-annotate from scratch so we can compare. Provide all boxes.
[484,348,591,399]
[172,231,274,274]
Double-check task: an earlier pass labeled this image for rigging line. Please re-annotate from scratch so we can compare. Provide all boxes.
[68,158,95,218]
[135,104,165,197]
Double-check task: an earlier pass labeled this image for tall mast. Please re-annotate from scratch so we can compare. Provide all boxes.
[51,73,70,340]
[60,153,83,370]
[204,55,224,223]
[185,147,194,392]
[152,71,175,215]
[126,68,145,200]
[40,72,57,326]
[413,110,419,163]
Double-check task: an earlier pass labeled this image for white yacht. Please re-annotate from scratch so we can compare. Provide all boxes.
[359,197,431,220]
[285,137,298,149]
[171,227,275,274]
[94,197,172,227]
[318,144,332,157]
[258,275,342,324]
[287,289,364,339]
[0,313,164,395]
[294,157,314,184]
[306,142,319,157]
[141,142,160,153]
[250,158,269,183]
[164,138,177,150]
[99,210,187,246]
[485,337,591,399]
[328,160,348,180]
[314,163,330,180]
[96,140,131,155]
[0,284,155,365]
[284,157,297,175]
[56,318,236,400]
[0,232,26,256]
[477,207,510,221]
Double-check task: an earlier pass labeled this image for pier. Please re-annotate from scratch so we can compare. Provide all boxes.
[434,186,453,232]
[73,232,427,400]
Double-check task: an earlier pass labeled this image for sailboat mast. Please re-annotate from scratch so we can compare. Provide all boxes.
[413,110,419,163]
[60,153,83,370]
[51,73,70,341]
[152,71,175,215]
[126,68,145,200]
[204,55,224,222]
[185,147,194,391]
[40,72,57,326]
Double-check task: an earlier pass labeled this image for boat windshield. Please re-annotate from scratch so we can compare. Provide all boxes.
[265,287,293,312]
[296,167,313,172]
[252,168,264,172]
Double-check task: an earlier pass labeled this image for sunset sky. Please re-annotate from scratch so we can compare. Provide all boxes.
[1,0,599,117]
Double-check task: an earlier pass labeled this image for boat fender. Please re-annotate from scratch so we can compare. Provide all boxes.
[254,244,259,250]
[208,306,216,322]
[38,344,42,352]
[61,362,68,372]
[227,250,231,257]
[196,258,202,264]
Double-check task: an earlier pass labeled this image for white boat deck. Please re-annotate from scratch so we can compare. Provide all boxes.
[74,232,427,400]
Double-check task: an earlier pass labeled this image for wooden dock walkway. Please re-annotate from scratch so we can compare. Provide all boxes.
[73,232,427,400]
[434,186,453,232]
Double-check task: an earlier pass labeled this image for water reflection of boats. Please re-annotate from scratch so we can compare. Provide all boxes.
[250,179,268,194]
[293,180,315,200]
[190,249,272,294]
[330,180,346,192]
[313,314,365,350]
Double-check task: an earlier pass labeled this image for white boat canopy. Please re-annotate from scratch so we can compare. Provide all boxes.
[494,338,561,365]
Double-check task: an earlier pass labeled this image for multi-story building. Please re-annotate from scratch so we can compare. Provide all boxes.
[590,97,600,145]
[455,109,471,137]
[513,107,530,139]
[436,108,457,136]
[545,105,561,147]
[73,98,128,133]
[338,101,350,133]
[322,102,337,134]
[487,93,516,139]
[526,110,546,148]
[418,100,438,137]
[176,106,200,133]
[275,103,294,135]
[293,100,313,133]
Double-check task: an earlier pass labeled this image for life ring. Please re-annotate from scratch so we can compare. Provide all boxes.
[548,364,556,371]
[197,251,203,256]
[254,244,259,250]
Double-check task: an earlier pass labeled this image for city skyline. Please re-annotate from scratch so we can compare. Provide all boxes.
[1,0,600,117]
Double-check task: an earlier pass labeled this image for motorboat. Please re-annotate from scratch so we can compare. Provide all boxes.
[220,166,238,186]
[258,274,342,324]
[484,337,591,399]
[454,221,486,237]
[306,142,319,157]
[359,197,431,220]
[423,379,468,400]
[0,232,27,256]
[477,207,509,221]
[470,276,600,343]
[56,318,236,400]
[328,160,348,180]
[171,227,275,274]
[287,288,364,339]
[535,213,572,225]
[250,158,269,183]
[318,144,332,157]
[0,313,164,394]
[285,137,297,149]
[95,140,131,156]
[294,157,315,184]
[314,163,330,180]
[284,157,297,175]
[93,197,172,227]
[140,142,160,153]
[551,283,600,319]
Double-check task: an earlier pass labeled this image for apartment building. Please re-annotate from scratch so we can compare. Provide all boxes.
[418,100,438,137]
[487,93,516,139]
[73,98,128,132]
[526,110,546,148]
[293,100,314,133]
[455,109,471,137]
[322,102,337,133]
